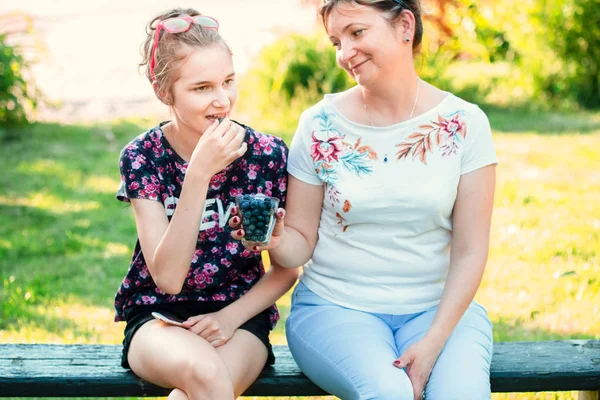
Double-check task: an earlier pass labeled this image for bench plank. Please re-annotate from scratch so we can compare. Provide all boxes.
[0,341,599,397]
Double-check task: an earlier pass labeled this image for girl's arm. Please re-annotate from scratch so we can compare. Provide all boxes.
[130,172,210,295]
[131,120,247,294]
[268,175,324,268]
[218,261,299,329]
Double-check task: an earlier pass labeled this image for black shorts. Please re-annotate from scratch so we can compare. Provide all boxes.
[121,301,275,369]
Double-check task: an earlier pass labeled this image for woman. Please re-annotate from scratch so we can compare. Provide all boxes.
[234,0,497,399]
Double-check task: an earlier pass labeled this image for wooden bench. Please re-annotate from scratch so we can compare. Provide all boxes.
[1,341,599,398]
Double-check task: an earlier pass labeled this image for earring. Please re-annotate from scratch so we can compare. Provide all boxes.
[404,37,410,43]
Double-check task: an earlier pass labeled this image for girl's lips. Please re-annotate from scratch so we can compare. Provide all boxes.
[206,114,228,122]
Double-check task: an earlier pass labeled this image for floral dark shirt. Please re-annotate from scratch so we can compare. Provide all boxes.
[114,121,288,329]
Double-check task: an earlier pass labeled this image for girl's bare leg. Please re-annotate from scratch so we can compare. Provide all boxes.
[215,329,269,397]
[127,319,235,400]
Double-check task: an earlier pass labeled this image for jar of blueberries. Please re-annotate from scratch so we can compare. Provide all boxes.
[235,194,280,247]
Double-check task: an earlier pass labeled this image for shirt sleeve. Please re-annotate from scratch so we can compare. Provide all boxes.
[287,110,323,186]
[116,142,162,203]
[461,107,498,175]
[270,138,289,209]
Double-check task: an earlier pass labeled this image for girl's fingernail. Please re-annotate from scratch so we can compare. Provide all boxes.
[278,210,284,217]
[233,216,239,224]
[253,246,259,251]
[237,229,243,236]
[393,360,401,365]
[231,206,237,214]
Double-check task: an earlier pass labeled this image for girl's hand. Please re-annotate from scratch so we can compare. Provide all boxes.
[188,119,247,180]
[393,336,445,400]
[182,311,236,348]
[229,206,286,251]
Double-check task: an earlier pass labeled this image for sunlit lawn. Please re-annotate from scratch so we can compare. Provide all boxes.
[1,109,599,399]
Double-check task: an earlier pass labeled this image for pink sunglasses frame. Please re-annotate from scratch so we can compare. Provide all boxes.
[149,15,219,82]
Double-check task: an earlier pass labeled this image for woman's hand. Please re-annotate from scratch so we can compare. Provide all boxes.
[187,119,247,180]
[182,310,237,347]
[229,206,286,251]
[393,336,446,400]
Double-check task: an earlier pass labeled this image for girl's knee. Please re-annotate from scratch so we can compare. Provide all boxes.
[180,356,233,395]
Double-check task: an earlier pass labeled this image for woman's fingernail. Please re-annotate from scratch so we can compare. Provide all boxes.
[393,360,401,365]
[253,246,259,251]
[233,216,239,224]
[278,210,284,217]
[231,206,237,214]
[237,229,243,236]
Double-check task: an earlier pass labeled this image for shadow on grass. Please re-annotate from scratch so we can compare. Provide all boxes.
[492,316,599,342]
[482,105,600,135]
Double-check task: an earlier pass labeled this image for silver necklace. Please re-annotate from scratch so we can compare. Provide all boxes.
[363,78,421,127]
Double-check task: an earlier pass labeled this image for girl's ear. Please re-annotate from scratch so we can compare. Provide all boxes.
[152,81,172,106]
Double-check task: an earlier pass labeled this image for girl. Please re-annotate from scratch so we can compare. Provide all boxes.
[233,0,497,399]
[113,8,297,400]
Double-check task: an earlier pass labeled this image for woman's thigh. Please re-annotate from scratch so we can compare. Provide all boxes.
[286,282,414,400]
[395,302,494,400]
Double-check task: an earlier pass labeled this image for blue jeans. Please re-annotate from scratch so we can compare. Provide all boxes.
[286,282,493,400]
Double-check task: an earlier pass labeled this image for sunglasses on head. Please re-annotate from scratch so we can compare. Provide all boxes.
[323,0,405,5]
[150,15,219,82]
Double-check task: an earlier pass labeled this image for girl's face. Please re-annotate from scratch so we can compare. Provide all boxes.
[170,43,237,134]
[326,3,408,86]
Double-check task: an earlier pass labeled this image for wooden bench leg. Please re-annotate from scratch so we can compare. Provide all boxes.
[579,391,600,400]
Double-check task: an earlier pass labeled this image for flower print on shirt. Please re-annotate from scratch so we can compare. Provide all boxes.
[114,122,288,329]
[396,111,467,164]
[310,108,377,230]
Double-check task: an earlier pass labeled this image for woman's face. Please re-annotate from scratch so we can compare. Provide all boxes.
[169,43,237,134]
[326,3,410,86]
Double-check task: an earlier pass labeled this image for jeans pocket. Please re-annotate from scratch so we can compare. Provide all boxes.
[292,281,334,308]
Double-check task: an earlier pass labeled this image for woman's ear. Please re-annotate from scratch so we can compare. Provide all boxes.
[152,80,172,106]
[396,9,416,42]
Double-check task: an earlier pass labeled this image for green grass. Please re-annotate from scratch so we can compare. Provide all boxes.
[1,109,599,399]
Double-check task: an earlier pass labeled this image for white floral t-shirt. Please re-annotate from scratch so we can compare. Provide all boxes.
[288,92,498,314]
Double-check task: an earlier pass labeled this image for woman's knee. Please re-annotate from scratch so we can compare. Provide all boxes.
[360,375,414,400]
[426,379,490,400]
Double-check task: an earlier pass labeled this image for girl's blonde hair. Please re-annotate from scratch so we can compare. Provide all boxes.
[139,8,232,102]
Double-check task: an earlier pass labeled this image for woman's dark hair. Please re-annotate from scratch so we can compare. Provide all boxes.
[319,0,423,53]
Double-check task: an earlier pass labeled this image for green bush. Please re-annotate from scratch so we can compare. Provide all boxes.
[545,0,600,109]
[237,32,354,137]
[0,14,39,135]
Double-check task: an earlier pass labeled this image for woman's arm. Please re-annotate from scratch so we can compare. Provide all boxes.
[268,175,324,268]
[393,164,496,397]
[426,164,496,345]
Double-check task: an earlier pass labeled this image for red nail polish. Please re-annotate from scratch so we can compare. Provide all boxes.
[237,229,243,236]
[393,360,401,365]
[233,216,239,224]
[253,246,259,251]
